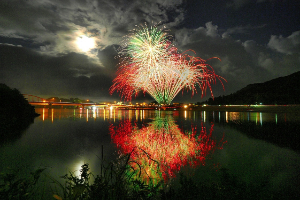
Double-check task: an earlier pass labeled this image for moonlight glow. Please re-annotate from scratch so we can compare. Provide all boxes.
[76,35,95,52]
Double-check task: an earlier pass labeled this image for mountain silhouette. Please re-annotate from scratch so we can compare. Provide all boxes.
[201,71,300,105]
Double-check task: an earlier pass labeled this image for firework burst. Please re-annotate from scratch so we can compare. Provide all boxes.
[110,24,226,104]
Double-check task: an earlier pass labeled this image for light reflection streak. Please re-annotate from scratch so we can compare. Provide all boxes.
[86,109,89,122]
[42,108,45,121]
[226,111,228,123]
[113,109,116,122]
[51,108,53,123]
[109,107,113,119]
[104,109,106,121]
[260,112,262,126]
[129,110,132,120]
[93,107,97,119]
[34,108,289,125]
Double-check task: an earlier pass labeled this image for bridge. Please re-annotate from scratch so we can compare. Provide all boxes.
[22,94,161,110]
[23,94,48,102]
[23,94,108,108]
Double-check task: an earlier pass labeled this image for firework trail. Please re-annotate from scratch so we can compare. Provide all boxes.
[110,24,226,104]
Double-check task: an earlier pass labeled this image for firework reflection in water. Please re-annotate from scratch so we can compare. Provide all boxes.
[109,115,225,186]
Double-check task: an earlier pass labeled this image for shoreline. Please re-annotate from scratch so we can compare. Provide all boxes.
[32,105,300,113]
[186,105,300,113]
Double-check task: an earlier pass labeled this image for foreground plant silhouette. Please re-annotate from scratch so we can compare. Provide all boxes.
[1,159,292,199]
[0,168,46,199]
[51,152,163,200]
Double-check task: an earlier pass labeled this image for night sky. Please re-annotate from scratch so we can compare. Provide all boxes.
[1,0,300,103]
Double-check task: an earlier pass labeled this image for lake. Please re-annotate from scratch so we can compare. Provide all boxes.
[1,107,299,199]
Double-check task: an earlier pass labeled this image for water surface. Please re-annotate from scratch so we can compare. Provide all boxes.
[1,108,299,198]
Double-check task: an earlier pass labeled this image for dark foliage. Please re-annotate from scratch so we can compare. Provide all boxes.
[0,83,39,142]
[0,168,46,199]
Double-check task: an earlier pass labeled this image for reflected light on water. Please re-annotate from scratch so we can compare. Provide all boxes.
[109,106,113,120]
[255,112,263,126]
[129,110,132,119]
[260,112,262,126]
[113,108,116,122]
[226,111,228,122]
[86,109,89,122]
[103,109,106,121]
[193,111,196,121]
[35,108,295,126]
[93,107,97,119]
[109,116,225,185]
[51,108,53,123]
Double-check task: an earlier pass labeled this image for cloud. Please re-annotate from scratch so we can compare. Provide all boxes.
[222,24,266,39]
[0,0,185,61]
[173,22,300,100]
[268,31,300,55]
[0,44,115,100]
[1,1,300,103]
[0,0,185,102]
[205,22,219,38]
[227,0,270,9]
[0,43,22,47]
[175,22,219,47]
[258,52,274,71]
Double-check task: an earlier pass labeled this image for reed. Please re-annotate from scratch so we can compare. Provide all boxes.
[50,149,163,200]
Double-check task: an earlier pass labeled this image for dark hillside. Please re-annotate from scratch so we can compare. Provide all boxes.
[0,83,39,142]
[201,71,300,105]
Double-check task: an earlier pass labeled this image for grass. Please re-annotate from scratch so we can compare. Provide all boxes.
[0,167,46,199]
[49,152,163,200]
[1,151,298,200]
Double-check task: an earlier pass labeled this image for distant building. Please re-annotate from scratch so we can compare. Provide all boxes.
[47,97,60,102]
[59,98,70,102]
[173,102,184,107]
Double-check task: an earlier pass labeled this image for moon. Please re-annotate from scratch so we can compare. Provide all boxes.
[76,36,95,52]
